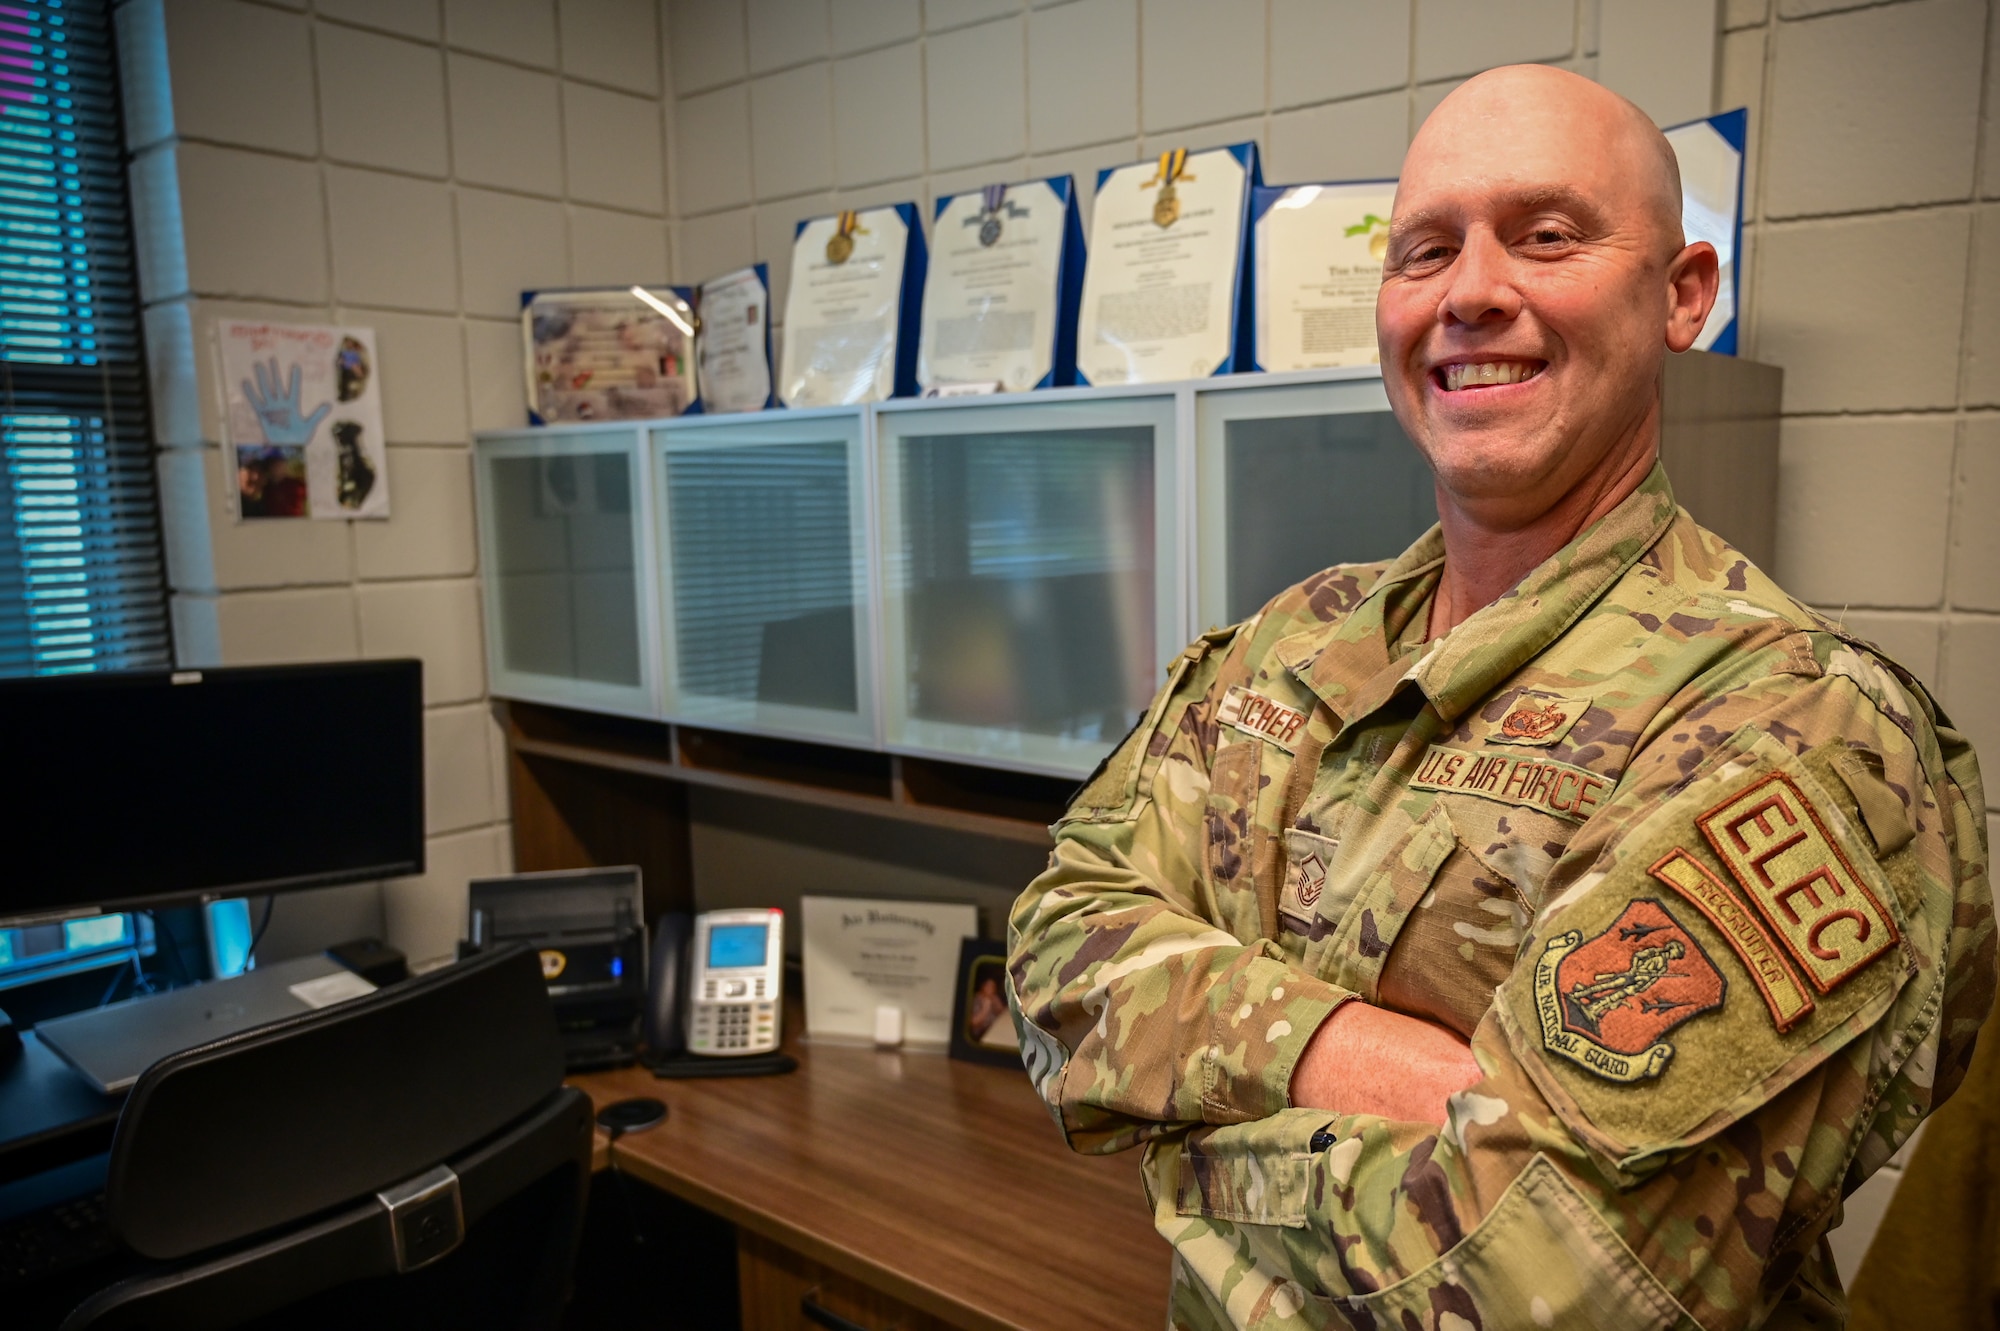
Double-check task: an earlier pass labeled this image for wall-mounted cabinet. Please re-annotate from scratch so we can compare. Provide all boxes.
[1192,374,1435,629]
[653,408,874,747]
[475,354,1780,797]
[474,426,660,720]
[875,393,1180,777]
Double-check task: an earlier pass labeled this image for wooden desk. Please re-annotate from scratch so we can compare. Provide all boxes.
[570,1038,1168,1331]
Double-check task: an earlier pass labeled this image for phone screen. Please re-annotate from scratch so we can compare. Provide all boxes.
[707,923,769,969]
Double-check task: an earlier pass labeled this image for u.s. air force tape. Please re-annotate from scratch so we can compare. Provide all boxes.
[1410,744,1608,822]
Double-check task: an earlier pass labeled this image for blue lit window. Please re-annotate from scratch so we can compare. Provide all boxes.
[0,0,168,679]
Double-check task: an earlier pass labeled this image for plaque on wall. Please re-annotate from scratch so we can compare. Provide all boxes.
[695,263,775,413]
[918,176,1084,393]
[1251,179,1399,372]
[1075,143,1259,386]
[522,285,698,424]
[780,204,928,407]
[1664,107,1747,355]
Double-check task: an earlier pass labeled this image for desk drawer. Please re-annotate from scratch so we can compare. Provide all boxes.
[738,1231,956,1331]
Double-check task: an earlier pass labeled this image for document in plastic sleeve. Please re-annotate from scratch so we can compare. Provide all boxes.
[781,208,910,407]
[920,180,1066,393]
[696,264,773,413]
[1077,146,1248,386]
[1254,180,1398,372]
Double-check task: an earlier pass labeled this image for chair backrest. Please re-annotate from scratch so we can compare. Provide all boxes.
[61,944,591,1331]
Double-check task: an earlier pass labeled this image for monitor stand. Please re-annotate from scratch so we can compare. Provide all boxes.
[34,955,352,1095]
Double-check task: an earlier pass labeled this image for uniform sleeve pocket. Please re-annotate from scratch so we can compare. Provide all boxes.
[1173,1109,1335,1229]
[1334,1155,1702,1331]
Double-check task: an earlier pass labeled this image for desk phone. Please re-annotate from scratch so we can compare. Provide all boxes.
[685,909,783,1055]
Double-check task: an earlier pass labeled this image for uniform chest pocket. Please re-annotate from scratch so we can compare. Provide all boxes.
[1300,802,1458,997]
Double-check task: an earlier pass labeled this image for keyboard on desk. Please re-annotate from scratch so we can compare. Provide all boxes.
[0,1190,113,1290]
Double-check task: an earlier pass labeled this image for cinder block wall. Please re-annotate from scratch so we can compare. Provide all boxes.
[115,0,677,967]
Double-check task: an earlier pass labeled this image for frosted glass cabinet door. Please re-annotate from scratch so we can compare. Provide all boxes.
[877,395,1182,777]
[475,428,659,717]
[653,409,873,745]
[1195,377,1437,628]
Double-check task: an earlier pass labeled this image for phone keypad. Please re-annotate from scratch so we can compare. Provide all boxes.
[689,1000,778,1053]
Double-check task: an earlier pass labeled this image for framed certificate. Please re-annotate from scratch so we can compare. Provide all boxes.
[522,285,698,424]
[1664,107,1747,356]
[1251,179,1399,373]
[1076,142,1259,386]
[694,263,775,414]
[799,895,981,1048]
[780,203,928,407]
[919,176,1084,393]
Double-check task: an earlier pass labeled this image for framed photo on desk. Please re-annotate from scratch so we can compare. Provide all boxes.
[949,938,1021,1068]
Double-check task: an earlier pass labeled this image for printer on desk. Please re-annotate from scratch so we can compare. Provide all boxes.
[464,867,648,1072]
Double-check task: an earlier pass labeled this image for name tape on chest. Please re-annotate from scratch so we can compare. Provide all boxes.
[1696,772,1897,993]
[1410,744,1608,822]
[1217,686,1308,751]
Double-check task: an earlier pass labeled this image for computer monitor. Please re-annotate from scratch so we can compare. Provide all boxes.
[0,660,425,921]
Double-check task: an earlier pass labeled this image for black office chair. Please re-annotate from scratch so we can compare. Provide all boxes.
[58,943,592,1330]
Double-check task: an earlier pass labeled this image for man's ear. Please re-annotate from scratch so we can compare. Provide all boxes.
[1664,241,1721,353]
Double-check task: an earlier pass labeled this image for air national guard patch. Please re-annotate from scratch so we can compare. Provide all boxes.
[1217,685,1307,751]
[1533,899,1725,1082]
[1696,771,1898,993]
[1485,690,1586,747]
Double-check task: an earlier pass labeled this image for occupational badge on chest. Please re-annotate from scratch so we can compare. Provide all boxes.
[1485,689,1586,747]
[1532,898,1725,1083]
[1217,685,1308,751]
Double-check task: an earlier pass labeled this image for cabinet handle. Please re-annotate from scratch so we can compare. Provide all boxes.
[800,1289,879,1331]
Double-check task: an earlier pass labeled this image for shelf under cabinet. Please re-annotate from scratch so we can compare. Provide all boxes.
[501,701,1068,847]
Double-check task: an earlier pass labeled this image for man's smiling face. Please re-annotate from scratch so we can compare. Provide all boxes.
[1376,67,1713,530]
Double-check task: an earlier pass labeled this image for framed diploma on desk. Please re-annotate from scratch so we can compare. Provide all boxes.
[695,263,775,413]
[780,204,928,407]
[799,896,980,1048]
[1664,107,1747,355]
[1251,180,1398,372]
[1076,142,1259,386]
[919,176,1084,393]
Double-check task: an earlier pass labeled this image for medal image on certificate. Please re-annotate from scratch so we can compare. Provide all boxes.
[919,176,1084,393]
[781,204,927,407]
[1076,143,1256,386]
[1252,180,1399,372]
[696,264,774,413]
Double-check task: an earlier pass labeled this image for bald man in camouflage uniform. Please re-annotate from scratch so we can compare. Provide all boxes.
[1007,65,1993,1331]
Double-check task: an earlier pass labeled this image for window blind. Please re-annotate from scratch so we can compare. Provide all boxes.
[0,0,168,677]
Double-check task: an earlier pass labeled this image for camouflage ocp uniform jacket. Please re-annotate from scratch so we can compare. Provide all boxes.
[1007,464,1993,1331]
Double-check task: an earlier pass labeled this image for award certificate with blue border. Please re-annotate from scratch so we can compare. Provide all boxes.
[1253,180,1397,372]
[1077,146,1249,385]
[696,263,774,413]
[920,179,1071,392]
[782,206,912,406]
[1664,107,1747,355]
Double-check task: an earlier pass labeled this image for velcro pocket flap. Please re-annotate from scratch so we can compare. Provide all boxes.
[1174,1108,1334,1229]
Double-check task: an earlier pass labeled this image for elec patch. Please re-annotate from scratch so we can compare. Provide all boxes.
[1697,771,1898,992]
